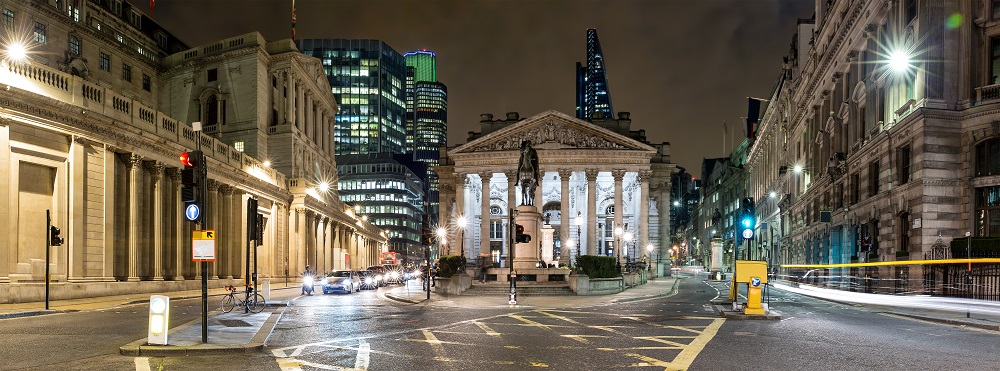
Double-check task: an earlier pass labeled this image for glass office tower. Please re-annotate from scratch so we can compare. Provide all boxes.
[404,50,448,229]
[337,153,425,257]
[298,39,408,156]
[575,28,615,120]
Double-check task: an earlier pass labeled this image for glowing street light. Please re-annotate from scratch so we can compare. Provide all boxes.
[318,182,329,193]
[793,164,803,173]
[6,42,26,63]
[769,191,776,199]
[888,50,911,73]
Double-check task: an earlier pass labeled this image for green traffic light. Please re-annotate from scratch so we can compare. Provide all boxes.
[742,219,751,228]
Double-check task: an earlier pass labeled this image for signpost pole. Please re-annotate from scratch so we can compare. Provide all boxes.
[193,122,209,344]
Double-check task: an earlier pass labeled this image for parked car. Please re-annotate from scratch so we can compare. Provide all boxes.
[322,270,359,294]
[359,270,381,290]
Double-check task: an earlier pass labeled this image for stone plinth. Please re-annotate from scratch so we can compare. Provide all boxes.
[513,205,541,270]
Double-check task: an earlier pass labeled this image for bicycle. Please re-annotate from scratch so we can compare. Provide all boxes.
[221,285,266,313]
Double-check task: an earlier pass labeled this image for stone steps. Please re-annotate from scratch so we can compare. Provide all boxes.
[462,284,574,296]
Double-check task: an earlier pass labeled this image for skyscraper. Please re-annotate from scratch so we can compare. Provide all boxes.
[576,28,615,120]
[404,50,448,228]
[297,39,408,156]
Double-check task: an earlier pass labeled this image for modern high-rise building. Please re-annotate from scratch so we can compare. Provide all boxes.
[404,50,448,229]
[297,39,408,156]
[337,153,426,257]
[575,28,615,120]
[405,49,437,84]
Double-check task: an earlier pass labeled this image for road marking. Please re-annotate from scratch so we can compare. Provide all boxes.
[670,318,725,368]
[134,357,150,371]
[560,334,608,343]
[474,321,501,336]
[354,341,370,371]
[275,358,303,371]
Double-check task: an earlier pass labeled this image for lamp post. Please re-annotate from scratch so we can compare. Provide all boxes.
[614,226,623,271]
[565,239,575,268]
[457,216,467,259]
[575,212,583,262]
[646,243,655,274]
[623,231,634,267]
[436,227,447,258]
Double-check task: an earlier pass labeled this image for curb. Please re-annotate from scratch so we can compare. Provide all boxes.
[886,312,1000,332]
[0,309,76,319]
[119,306,285,356]
[712,304,782,320]
[383,292,426,305]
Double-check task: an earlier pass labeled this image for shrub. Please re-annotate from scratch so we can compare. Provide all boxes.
[437,255,466,278]
[575,255,619,278]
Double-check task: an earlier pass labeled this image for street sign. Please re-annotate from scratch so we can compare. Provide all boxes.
[185,204,201,221]
[192,230,216,262]
[751,277,761,288]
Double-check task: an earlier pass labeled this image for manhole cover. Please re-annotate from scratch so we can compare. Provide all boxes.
[218,319,252,327]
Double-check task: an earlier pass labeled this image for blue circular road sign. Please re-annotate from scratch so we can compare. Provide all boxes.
[185,204,201,221]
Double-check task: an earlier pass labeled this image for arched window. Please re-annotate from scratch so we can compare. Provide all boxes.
[68,35,80,55]
[205,95,218,126]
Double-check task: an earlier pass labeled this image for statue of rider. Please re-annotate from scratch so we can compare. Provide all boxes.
[515,140,540,206]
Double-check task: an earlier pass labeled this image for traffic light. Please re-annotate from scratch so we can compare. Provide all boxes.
[49,226,64,246]
[180,151,204,203]
[740,197,755,239]
[515,224,531,243]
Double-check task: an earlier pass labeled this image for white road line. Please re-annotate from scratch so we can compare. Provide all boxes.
[134,357,151,371]
[354,340,371,371]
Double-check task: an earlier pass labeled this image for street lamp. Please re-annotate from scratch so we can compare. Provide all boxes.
[436,227,446,257]
[646,243,655,273]
[457,215,467,259]
[575,212,583,261]
[623,231,634,265]
[614,226,623,268]
[5,42,26,63]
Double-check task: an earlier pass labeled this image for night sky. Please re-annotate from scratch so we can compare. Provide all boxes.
[137,0,815,178]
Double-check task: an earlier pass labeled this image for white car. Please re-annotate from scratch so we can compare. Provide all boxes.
[322,270,360,294]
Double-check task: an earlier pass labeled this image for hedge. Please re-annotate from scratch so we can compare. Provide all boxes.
[437,255,466,278]
[575,255,619,278]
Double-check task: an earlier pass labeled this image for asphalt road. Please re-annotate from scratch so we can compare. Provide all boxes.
[4,275,1000,370]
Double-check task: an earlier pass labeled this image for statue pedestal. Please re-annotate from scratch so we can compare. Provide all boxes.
[513,205,541,270]
[540,224,554,266]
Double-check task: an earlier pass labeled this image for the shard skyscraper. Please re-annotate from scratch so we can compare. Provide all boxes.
[576,28,615,120]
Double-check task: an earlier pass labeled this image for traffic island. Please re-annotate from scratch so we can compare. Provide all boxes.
[710,301,782,320]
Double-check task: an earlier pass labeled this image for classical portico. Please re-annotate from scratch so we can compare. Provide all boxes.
[436,110,675,274]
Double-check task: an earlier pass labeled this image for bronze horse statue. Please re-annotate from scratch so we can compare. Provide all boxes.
[515,140,539,206]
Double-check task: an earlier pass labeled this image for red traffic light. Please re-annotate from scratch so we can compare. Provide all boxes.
[179,152,194,168]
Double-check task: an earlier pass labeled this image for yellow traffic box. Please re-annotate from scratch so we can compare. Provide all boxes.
[728,260,769,315]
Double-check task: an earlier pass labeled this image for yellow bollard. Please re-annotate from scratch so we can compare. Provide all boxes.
[744,277,765,315]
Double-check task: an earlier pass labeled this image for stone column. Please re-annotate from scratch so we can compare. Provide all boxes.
[558,169,572,266]
[167,168,183,280]
[146,162,165,280]
[295,208,306,274]
[479,171,492,258]
[658,186,672,266]
[612,169,626,264]
[218,184,232,279]
[0,119,9,278]
[127,154,143,281]
[585,169,598,256]
[639,170,651,260]
[454,172,466,256]
[534,170,544,209]
[207,179,220,278]
[505,170,517,267]
[286,74,295,125]
[68,137,86,280]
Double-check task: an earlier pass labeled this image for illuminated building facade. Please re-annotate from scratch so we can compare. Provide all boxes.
[404,50,447,229]
[297,39,408,156]
[576,28,615,120]
[337,153,425,257]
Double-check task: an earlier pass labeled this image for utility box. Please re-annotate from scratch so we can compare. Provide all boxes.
[148,295,170,345]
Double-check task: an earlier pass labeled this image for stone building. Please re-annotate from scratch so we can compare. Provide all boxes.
[0,0,385,302]
[435,110,675,274]
[746,0,985,283]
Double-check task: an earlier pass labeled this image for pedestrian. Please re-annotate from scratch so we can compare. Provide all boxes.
[301,265,314,296]
[479,256,491,284]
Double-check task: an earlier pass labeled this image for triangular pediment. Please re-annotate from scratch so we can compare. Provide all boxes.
[452,110,656,154]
